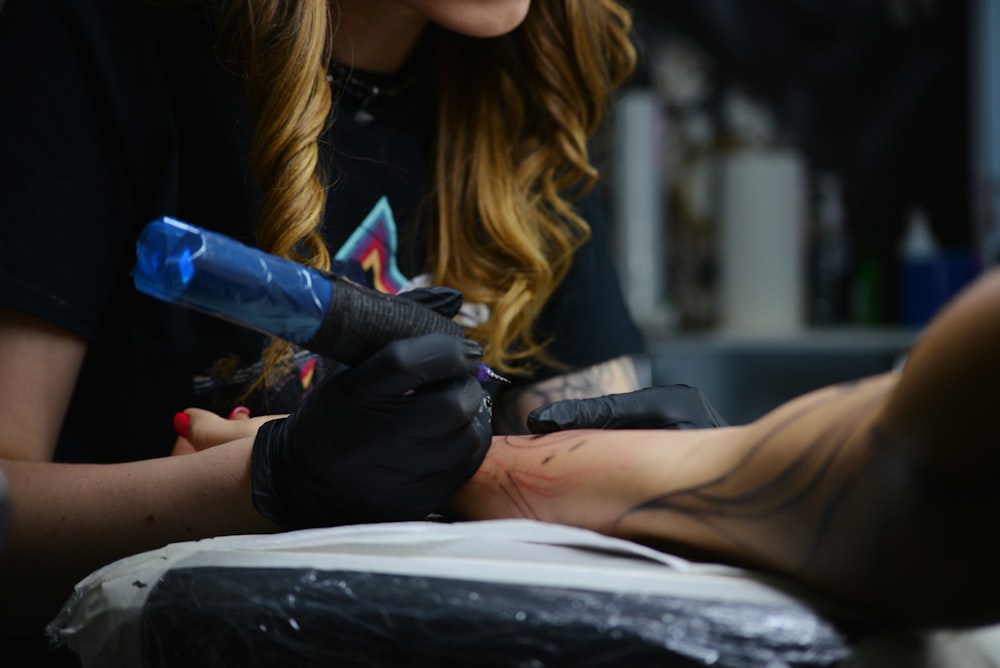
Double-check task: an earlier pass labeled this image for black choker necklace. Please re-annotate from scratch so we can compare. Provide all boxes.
[327,63,416,125]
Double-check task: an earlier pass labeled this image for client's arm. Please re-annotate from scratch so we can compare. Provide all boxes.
[453,268,1000,628]
[181,269,1000,627]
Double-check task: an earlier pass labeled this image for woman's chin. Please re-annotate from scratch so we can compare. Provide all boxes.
[407,0,532,38]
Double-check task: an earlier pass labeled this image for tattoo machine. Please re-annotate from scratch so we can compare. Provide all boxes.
[132,216,505,383]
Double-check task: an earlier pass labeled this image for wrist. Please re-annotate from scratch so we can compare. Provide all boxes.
[250,418,296,528]
[249,417,362,530]
[451,432,637,532]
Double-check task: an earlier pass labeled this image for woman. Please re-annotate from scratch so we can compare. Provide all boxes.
[0,0,651,646]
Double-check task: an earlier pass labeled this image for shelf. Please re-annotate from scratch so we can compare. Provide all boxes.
[646,327,917,355]
[643,327,915,426]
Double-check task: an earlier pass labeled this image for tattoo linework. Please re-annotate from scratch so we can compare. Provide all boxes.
[489,432,596,522]
[622,382,893,573]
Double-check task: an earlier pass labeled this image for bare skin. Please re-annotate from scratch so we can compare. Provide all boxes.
[333,0,531,72]
[451,269,1000,628]
[185,268,1000,628]
[456,377,1000,630]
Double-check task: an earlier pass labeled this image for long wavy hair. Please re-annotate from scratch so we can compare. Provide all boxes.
[214,0,636,378]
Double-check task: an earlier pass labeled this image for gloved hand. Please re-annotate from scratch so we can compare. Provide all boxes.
[526,385,727,433]
[252,333,493,529]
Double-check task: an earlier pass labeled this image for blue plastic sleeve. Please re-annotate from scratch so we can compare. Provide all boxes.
[132,217,332,345]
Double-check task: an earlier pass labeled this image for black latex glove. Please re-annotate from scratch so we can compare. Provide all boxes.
[398,286,464,319]
[252,333,493,529]
[303,278,467,367]
[526,385,728,433]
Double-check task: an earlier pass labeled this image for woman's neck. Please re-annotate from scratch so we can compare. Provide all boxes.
[333,0,428,73]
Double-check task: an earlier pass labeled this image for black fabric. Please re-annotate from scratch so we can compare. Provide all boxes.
[0,0,643,464]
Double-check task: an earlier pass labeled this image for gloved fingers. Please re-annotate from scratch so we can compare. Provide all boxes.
[526,394,620,433]
[382,434,490,507]
[625,387,704,428]
[525,385,729,432]
[366,390,491,478]
[398,286,465,319]
[376,432,480,476]
[374,377,489,439]
[642,385,728,429]
[355,333,482,396]
[696,394,728,428]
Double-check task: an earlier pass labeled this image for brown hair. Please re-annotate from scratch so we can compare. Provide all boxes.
[429,2,636,373]
[216,0,636,379]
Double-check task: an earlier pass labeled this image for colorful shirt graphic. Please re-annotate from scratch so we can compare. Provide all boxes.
[193,197,422,414]
[334,196,409,295]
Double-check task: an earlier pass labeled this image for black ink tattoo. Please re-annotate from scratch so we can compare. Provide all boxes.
[622,382,890,576]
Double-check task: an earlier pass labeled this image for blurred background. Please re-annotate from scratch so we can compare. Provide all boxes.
[604,0,998,423]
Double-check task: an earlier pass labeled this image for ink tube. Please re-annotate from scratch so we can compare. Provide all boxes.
[132,216,469,368]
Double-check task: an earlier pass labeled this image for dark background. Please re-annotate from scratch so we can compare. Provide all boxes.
[625,0,971,325]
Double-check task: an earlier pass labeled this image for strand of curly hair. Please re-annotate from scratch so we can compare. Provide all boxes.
[430,0,636,374]
[213,0,636,393]
[214,0,335,397]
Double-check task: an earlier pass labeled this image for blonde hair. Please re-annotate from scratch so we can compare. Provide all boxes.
[216,0,636,379]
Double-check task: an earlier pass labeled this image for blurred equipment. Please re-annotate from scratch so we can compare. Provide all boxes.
[718,148,807,335]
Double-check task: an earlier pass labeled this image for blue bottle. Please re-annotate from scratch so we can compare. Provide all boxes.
[897,209,948,328]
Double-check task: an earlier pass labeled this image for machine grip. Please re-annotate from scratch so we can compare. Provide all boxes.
[305,275,466,366]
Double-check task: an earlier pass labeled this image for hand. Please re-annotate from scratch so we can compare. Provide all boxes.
[170,407,274,456]
[168,286,465,457]
[526,385,727,433]
[251,333,493,529]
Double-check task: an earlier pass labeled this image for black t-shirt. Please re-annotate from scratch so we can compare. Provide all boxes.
[0,0,644,463]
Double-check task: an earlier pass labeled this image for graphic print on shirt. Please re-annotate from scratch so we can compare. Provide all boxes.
[192,196,418,416]
[334,196,408,294]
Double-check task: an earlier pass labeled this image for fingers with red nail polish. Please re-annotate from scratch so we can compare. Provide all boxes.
[227,406,251,420]
[172,412,191,439]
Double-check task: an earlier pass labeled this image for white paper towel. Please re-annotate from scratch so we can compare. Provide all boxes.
[718,149,807,335]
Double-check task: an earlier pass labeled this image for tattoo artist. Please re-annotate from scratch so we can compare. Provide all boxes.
[0,2,720,660]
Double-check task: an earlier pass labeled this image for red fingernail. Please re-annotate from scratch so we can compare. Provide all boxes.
[227,406,251,419]
[172,412,190,439]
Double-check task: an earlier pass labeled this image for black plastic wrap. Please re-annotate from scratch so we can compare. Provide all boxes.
[70,520,989,668]
[139,567,851,668]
